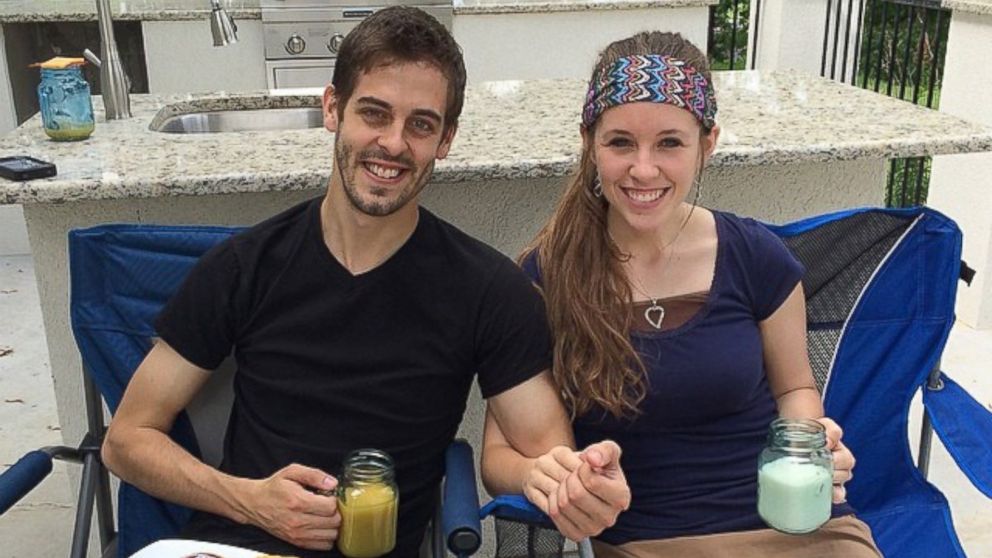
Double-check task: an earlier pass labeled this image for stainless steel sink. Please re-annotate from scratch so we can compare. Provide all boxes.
[151,106,323,134]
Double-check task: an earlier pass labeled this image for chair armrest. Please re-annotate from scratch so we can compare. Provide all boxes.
[479,494,554,527]
[442,439,482,556]
[0,450,54,514]
[924,372,992,499]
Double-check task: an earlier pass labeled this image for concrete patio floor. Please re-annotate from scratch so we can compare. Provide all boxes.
[2,253,991,557]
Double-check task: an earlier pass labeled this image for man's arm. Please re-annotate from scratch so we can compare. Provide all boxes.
[481,371,574,496]
[481,371,630,541]
[102,341,341,550]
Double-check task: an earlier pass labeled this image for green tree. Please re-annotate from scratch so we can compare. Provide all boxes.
[709,0,752,70]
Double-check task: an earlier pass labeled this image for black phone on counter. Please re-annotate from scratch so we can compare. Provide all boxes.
[0,156,58,181]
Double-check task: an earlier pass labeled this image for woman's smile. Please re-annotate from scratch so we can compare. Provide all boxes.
[619,185,674,208]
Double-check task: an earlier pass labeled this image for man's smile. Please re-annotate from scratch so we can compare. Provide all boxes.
[362,160,409,183]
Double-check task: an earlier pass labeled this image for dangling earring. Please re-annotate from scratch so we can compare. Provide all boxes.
[592,176,603,198]
[691,176,703,207]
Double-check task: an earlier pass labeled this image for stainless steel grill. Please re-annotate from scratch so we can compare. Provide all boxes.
[261,0,453,89]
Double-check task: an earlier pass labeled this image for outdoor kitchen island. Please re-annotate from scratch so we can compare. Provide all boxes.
[1,71,991,549]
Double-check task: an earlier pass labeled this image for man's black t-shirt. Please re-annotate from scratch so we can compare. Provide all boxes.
[156,197,552,557]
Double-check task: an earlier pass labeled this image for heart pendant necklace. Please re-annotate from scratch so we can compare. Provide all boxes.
[627,232,681,330]
[642,299,666,329]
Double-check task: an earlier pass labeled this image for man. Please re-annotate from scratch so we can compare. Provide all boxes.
[102,7,628,558]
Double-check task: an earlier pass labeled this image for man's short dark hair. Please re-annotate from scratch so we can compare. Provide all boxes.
[332,6,467,133]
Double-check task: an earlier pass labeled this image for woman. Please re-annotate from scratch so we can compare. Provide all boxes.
[483,31,882,557]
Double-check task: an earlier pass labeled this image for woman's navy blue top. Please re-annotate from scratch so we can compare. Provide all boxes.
[522,210,853,544]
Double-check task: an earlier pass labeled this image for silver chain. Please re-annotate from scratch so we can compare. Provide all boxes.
[625,232,680,329]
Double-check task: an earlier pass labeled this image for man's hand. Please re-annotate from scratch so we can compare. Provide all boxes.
[549,440,631,541]
[243,464,342,551]
[522,446,583,515]
[815,417,855,503]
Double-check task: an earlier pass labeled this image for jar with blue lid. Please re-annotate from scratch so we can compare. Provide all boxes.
[37,66,95,141]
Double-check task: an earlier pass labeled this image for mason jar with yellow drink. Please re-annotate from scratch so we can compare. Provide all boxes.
[337,449,398,558]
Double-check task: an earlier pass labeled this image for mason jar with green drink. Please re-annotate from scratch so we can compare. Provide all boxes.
[757,417,833,534]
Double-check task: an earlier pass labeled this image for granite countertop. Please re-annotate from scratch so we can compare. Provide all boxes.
[943,0,992,16]
[0,0,713,21]
[3,70,992,205]
[0,0,261,22]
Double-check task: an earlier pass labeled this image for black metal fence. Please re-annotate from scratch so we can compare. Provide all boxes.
[821,0,950,207]
[708,0,760,70]
[707,0,950,207]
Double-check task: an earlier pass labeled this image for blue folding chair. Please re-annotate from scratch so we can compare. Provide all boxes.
[481,494,594,558]
[478,206,990,558]
[769,206,990,557]
[0,224,482,558]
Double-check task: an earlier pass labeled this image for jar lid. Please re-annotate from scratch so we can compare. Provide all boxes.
[31,57,86,70]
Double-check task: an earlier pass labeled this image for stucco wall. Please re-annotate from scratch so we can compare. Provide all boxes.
[749,0,861,81]
[453,7,710,83]
[0,206,29,255]
[0,25,15,134]
[142,20,267,94]
[928,11,992,329]
[0,24,31,256]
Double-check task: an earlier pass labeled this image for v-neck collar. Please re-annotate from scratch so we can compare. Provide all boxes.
[309,200,427,285]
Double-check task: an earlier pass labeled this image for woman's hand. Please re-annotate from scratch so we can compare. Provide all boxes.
[551,441,631,541]
[815,417,855,503]
[521,441,631,541]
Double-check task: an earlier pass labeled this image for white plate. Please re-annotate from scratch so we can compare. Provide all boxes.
[129,539,266,558]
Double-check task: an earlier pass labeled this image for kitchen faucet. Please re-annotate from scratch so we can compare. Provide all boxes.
[211,0,239,46]
[91,0,131,120]
[84,0,237,121]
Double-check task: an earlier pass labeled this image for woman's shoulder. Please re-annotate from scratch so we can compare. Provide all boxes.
[707,208,801,285]
[710,209,765,236]
[708,209,787,253]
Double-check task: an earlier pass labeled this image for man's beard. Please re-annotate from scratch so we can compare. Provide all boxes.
[334,139,434,217]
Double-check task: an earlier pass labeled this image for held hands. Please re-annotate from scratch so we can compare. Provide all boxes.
[522,445,580,515]
[815,417,855,504]
[522,441,631,541]
[557,441,632,540]
[244,464,342,550]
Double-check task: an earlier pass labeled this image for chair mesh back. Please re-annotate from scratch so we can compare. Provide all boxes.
[779,212,915,392]
[493,518,567,558]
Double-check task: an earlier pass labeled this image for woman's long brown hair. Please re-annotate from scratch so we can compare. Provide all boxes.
[522,31,715,419]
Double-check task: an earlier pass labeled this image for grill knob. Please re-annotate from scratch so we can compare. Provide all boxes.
[285,34,306,55]
[327,33,345,54]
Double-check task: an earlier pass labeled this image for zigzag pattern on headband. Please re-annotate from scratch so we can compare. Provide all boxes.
[582,54,717,130]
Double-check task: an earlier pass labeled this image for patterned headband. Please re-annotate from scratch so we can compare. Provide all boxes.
[582,54,718,130]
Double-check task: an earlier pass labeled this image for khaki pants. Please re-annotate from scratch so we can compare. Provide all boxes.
[591,515,883,558]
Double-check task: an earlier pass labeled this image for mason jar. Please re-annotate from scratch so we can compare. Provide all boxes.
[37,67,95,141]
[757,418,833,534]
[337,448,398,558]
